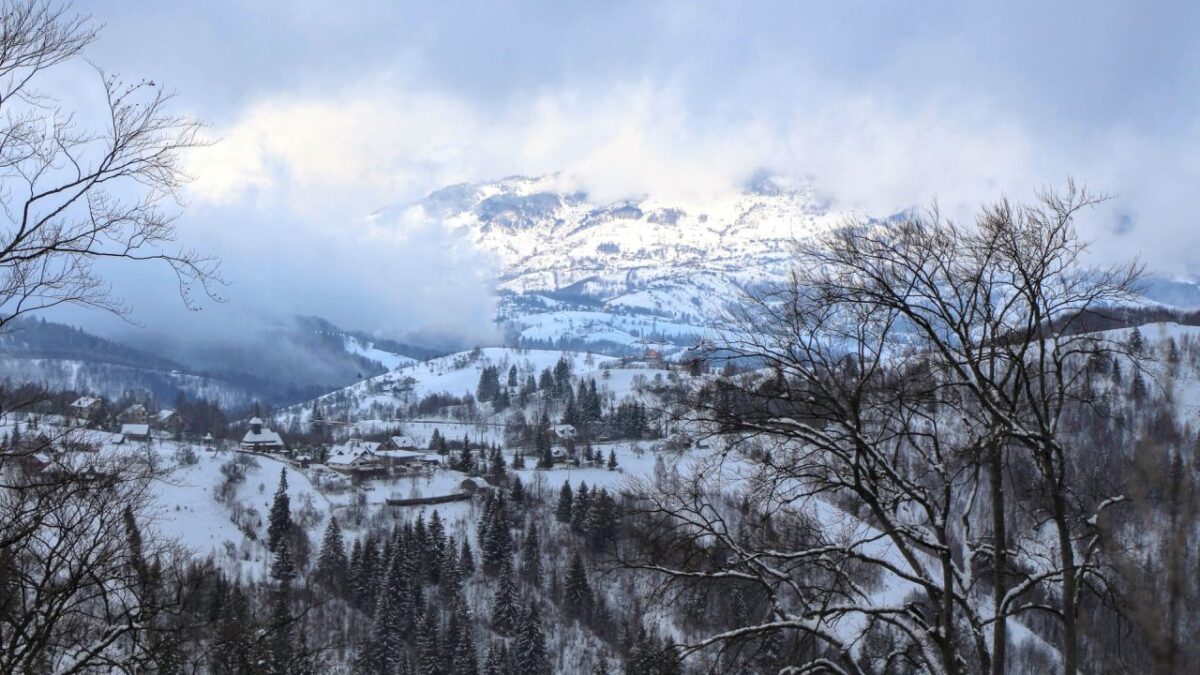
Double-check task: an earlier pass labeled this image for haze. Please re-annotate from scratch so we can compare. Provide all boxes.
[49,0,1200,343]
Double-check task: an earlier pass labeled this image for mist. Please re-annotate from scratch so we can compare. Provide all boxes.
[42,0,1200,349]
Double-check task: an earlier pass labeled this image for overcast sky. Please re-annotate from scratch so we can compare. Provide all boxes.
[59,0,1200,340]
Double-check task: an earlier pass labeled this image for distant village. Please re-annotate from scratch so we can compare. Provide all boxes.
[14,391,613,501]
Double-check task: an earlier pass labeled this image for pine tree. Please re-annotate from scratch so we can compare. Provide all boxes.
[511,474,526,504]
[266,586,293,673]
[450,600,478,675]
[459,536,475,576]
[564,551,593,620]
[515,603,549,675]
[555,481,573,523]
[315,517,347,593]
[417,608,442,675]
[571,482,591,531]
[520,521,541,581]
[1128,326,1145,354]
[536,411,553,469]
[491,557,521,634]
[608,448,619,470]
[271,539,296,585]
[585,488,617,550]
[267,468,291,552]
[483,642,506,675]
[481,495,512,575]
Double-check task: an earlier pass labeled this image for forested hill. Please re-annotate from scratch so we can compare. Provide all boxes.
[0,317,183,371]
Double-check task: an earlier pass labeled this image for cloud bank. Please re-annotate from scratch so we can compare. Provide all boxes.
[52,0,1200,344]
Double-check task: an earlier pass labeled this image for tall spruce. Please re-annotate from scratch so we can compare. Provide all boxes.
[521,521,542,581]
[316,516,347,592]
[555,481,573,523]
[564,551,593,620]
[491,557,521,634]
[267,468,291,552]
[515,603,549,675]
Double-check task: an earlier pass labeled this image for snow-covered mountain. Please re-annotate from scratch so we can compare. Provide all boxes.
[383,173,855,355]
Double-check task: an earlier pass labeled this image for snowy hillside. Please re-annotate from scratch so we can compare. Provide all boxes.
[275,346,675,439]
[378,173,855,356]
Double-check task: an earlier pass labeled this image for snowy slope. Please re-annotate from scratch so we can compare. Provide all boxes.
[343,335,417,371]
[277,345,672,437]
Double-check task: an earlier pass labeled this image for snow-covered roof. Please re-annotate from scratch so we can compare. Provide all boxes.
[552,424,577,437]
[242,426,283,447]
[155,409,177,421]
[327,450,379,467]
[327,439,380,465]
[123,404,147,414]
[377,448,425,461]
[333,439,380,453]
[71,396,100,408]
[248,416,263,425]
[121,423,150,437]
[460,476,492,489]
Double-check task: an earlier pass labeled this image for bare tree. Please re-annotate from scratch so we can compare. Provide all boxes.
[0,2,222,671]
[0,0,220,332]
[628,183,1143,674]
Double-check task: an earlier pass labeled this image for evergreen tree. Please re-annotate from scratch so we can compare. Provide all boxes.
[553,355,572,399]
[417,608,442,675]
[481,494,512,575]
[571,482,591,531]
[585,488,618,550]
[266,586,293,673]
[515,603,549,675]
[316,516,347,593]
[536,411,553,469]
[271,539,296,585]
[483,643,506,675]
[608,448,619,470]
[491,558,521,634]
[564,551,593,620]
[1128,326,1145,354]
[459,536,475,576]
[521,521,542,581]
[555,481,574,523]
[510,475,526,505]
[267,468,291,552]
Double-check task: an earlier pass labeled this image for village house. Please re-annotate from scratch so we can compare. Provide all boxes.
[120,423,150,442]
[376,447,428,474]
[69,396,102,422]
[120,404,149,425]
[326,438,384,477]
[548,424,577,442]
[152,409,183,435]
[240,417,285,453]
[459,476,493,495]
[388,435,420,451]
